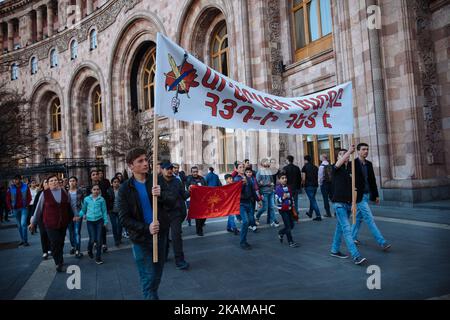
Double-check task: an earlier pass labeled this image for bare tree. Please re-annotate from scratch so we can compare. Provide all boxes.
[0,82,39,169]
[103,111,170,164]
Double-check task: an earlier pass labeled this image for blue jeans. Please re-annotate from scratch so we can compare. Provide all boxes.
[320,183,332,216]
[132,233,167,300]
[74,219,83,251]
[87,219,104,259]
[239,202,253,245]
[67,221,76,248]
[227,215,237,230]
[352,194,386,246]
[256,192,276,224]
[305,186,321,218]
[331,203,361,260]
[109,213,122,244]
[13,208,28,243]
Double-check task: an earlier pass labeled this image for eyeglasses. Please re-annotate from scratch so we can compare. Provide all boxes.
[192,171,198,173]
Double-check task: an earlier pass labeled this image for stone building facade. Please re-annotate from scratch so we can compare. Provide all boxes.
[0,0,449,203]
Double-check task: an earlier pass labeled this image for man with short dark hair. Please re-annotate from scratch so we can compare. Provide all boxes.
[186,166,207,236]
[283,155,302,217]
[329,147,367,265]
[6,175,32,246]
[159,161,190,270]
[205,167,222,187]
[118,148,172,300]
[352,143,391,251]
[302,155,321,221]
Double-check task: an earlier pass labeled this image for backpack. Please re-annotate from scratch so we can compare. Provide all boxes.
[323,164,333,184]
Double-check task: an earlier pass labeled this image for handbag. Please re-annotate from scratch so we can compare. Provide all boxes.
[291,206,299,222]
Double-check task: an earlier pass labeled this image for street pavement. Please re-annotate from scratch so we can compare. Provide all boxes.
[1,194,449,300]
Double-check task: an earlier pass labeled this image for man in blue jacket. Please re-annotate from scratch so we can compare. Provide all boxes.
[118,148,174,300]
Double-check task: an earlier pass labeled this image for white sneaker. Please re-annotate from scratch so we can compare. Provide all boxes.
[270,221,280,227]
[248,226,257,231]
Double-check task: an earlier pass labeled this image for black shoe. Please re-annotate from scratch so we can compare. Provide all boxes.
[354,239,361,245]
[176,260,190,270]
[88,251,94,259]
[305,212,312,218]
[278,234,284,243]
[42,253,48,260]
[312,217,322,221]
[325,213,332,218]
[23,242,30,246]
[240,242,252,250]
[226,228,234,233]
[102,245,108,253]
[18,242,24,246]
[330,251,349,259]
[289,242,299,248]
[354,256,367,265]
[381,243,392,251]
[70,248,75,255]
[197,230,204,236]
[56,264,65,272]
[95,258,103,265]
[233,228,240,235]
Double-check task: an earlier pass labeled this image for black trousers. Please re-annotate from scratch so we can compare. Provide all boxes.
[38,220,51,253]
[46,228,67,266]
[195,219,206,233]
[166,215,185,264]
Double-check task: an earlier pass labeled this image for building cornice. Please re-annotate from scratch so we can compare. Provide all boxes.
[0,0,140,70]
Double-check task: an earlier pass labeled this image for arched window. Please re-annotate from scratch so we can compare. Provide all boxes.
[31,57,38,75]
[142,47,156,110]
[211,22,229,76]
[70,40,78,60]
[11,63,19,80]
[50,48,58,68]
[51,98,62,139]
[89,29,97,50]
[291,0,333,61]
[92,86,102,130]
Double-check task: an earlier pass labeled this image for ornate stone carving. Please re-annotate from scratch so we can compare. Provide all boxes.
[411,0,444,164]
[266,0,284,97]
[1,0,142,67]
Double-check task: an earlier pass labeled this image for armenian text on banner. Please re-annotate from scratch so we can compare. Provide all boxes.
[154,33,353,134]
[188,181,242,219]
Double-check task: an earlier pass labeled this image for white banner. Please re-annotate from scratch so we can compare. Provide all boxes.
[155,33,353,134]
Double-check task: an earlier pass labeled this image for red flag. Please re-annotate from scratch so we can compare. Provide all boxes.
[188,181,242,219]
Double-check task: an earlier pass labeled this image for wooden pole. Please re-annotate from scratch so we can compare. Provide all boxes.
[152,115,159,263]
[351,135,356,224]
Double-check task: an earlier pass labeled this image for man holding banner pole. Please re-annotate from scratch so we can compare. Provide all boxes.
[329,145,367,265]
[118,148,172,300]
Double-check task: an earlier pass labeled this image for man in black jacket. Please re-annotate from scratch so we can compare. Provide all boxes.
[282,155,302,217]
[159,161,190,270]
[352,143,391,251]
[118,148,173,300]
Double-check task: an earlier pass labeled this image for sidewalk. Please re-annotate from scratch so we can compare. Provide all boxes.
[1,199,449,300]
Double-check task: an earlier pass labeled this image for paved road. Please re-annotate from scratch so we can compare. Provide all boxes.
[1,195,449,300]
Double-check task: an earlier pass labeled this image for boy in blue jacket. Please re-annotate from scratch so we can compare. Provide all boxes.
[275,172,299,248]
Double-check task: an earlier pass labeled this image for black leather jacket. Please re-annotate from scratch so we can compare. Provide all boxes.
[118,175,172,244]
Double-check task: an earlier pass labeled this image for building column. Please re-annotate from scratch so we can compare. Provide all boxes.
[86,0,93,15]
[0,22,4,52]
[58,0,68,31]
[7,20,14,51]
[28,11,34,44]
[36,7,43,41]
[47,2,54,37]
[76,0,82,22]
